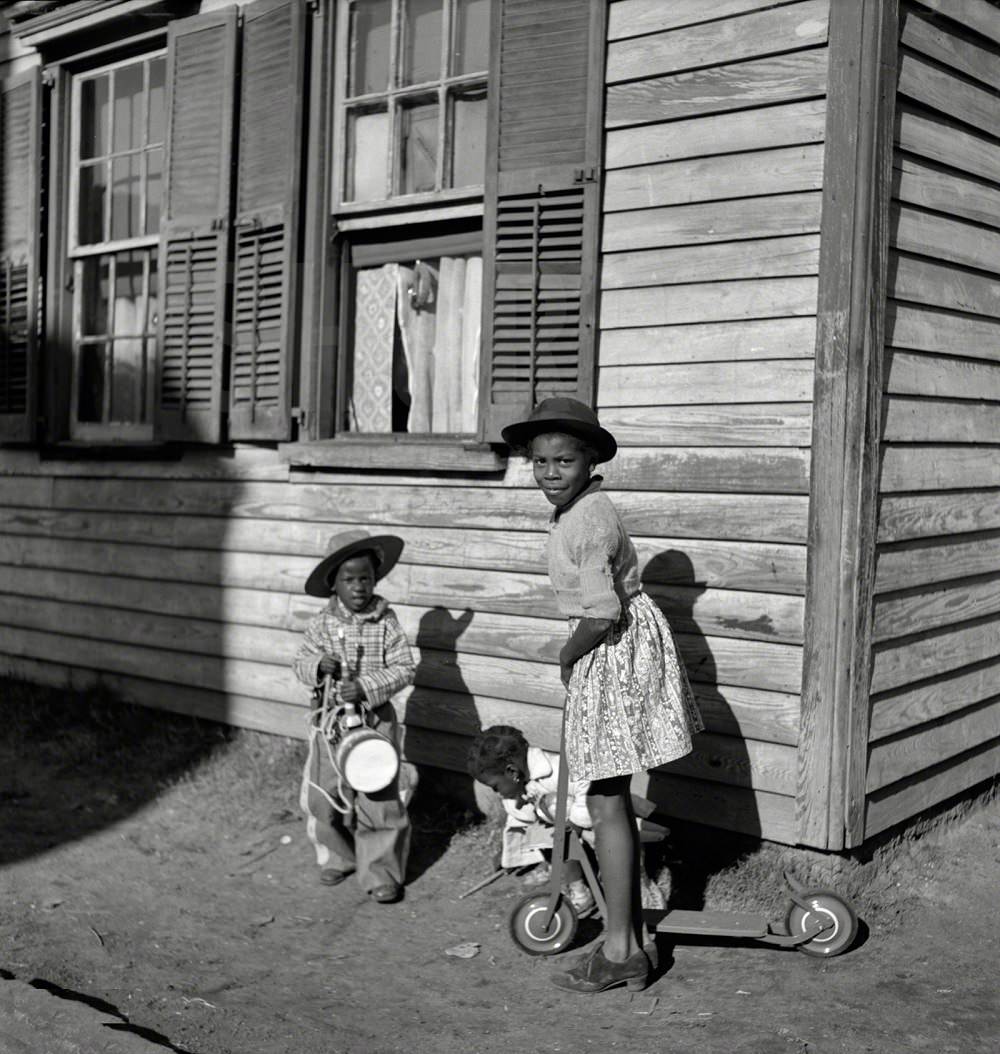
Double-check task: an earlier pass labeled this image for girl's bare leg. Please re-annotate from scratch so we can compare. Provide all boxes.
[587,775,641,962]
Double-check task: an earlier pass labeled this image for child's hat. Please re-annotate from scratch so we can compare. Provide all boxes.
[500,397,617,463]
[305,529,404,598]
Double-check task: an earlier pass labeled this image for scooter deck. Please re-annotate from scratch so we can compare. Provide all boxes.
[652,909,769,938]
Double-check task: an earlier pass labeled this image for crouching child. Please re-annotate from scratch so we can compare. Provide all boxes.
[293,530,415,904]
[467,725,595,914]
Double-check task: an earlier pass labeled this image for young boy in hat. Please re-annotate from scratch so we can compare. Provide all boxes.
[292,530,415,903]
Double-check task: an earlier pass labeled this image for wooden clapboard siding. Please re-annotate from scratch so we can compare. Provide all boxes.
[865,3,1000,839]
[594,0,830,838]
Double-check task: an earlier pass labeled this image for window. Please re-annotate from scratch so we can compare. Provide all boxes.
[330,1,490,441]
[69,52,166,441]
[339,0,489,205]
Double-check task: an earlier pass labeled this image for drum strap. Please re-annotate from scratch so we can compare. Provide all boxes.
[304,676,353,815]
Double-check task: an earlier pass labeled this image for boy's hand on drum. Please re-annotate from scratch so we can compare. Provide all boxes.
[339,678,364,704]
[318,655,341,679]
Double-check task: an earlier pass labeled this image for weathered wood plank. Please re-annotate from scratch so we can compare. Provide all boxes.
[604,145,824,212]
[880,444,1000,492]
[598,317,817,366]
[876,531,1000,593]
[607,0,788,41]
[601,235,820,289]
[883,396,1000,443]
[662,733,798,795]
[601,277,819,329]
[864,738,1000,838]
[645,770,797,843]
[0,447,290,481]
[605,49,828,128]
[886,300,1000,363]
[879,490,1000,542]
[601,404,814,448]
[886,351,1000,400]
[867,696,1000,792]
[279,440,505,473]
[606,0,829,83]
[604,447,811,494]
[871,616,1000,694]
[605,100,826,170]
[892,203,1000,276]
[898,49,1000,139]
[901,6,1000,91]
[912,0,1000,49]
[602,193,823,252]
[873,574,1000,642]
[869,656,1000,739]
[896,104,1000,185]
[889,254,1000,318]
[0,476,53,508]
[894,156,1000,233]
[598,361,814,406]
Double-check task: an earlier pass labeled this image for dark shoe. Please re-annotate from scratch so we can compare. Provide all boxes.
[370,883,403,904]
[551,942,650,994]
[319,868,351,886]
[643,938,659,973]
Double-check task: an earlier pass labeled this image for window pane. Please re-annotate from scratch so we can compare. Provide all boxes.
[402,0,442,86]
[78,344,106,423]
[113,63,144,154]
[111,155,142,241]
[81,258,110,336]
[80,75,109,160]
[453,0,489,75]
[109,252,152,424]
[79,163,107,245]
[349,0,391,96]
[146,147,163,234]
[452,89,487,188]
[147,58,166,145]
[346,109,389,202]
[400,101,438,195]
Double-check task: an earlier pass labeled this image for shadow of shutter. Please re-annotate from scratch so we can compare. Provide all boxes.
[228,0,307,441]
[156,7,238,443]
[0,69,42,443]
[479,0,606,443]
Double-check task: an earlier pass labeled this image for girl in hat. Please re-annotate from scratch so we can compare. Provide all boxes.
[501,398,704,994]
[292,530,415,904]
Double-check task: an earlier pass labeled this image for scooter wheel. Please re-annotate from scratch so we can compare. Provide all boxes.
[508,892,578,956]
[785,889,858,957]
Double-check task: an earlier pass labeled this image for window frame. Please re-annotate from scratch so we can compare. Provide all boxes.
[66,48,166,443]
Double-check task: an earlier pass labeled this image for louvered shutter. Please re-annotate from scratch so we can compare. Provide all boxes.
[0,69,42,443]
[156,7,237,442]
[227,0,307,441]
[479,0,606,442]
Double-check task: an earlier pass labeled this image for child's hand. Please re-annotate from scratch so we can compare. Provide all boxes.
[339,678,364,704]
[559,660,573,687]
[318,655,341,679]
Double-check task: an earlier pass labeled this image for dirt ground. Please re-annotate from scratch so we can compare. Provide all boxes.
[1,682,998,1054]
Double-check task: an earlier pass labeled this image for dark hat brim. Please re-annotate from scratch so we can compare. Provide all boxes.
[501,417,617,463]
[304,535,404,598]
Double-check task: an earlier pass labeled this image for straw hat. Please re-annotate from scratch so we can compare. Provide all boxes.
[304,529,404,598]
[500,397,617,463]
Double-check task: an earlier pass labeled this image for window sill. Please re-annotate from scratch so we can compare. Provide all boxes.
[279,437,507,474]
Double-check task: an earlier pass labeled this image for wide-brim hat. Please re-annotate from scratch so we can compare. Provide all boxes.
[305,529,404,598]
[500,397,617,463]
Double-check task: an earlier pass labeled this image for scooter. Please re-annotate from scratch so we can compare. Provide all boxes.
[507,731,858,960]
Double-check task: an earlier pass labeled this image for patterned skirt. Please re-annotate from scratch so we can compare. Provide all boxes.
[565,591,704,782]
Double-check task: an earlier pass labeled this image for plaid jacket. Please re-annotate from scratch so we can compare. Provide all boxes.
[292,595,415,709]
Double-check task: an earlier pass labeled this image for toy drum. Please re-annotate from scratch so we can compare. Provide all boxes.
[334,725,399,794]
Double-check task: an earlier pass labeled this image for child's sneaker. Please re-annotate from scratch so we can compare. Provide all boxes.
[565,878,596,915]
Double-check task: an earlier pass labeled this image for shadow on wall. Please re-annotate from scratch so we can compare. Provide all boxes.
[641,550,761,912]
[403,605,479,881]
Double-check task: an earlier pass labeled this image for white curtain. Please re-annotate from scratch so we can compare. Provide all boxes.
[395,254,481,433]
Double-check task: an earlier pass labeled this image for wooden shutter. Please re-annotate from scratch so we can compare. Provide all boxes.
[479,0,606,442]
[227,0,307,441]
[156,7,238,442]
[0,69,42,443]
